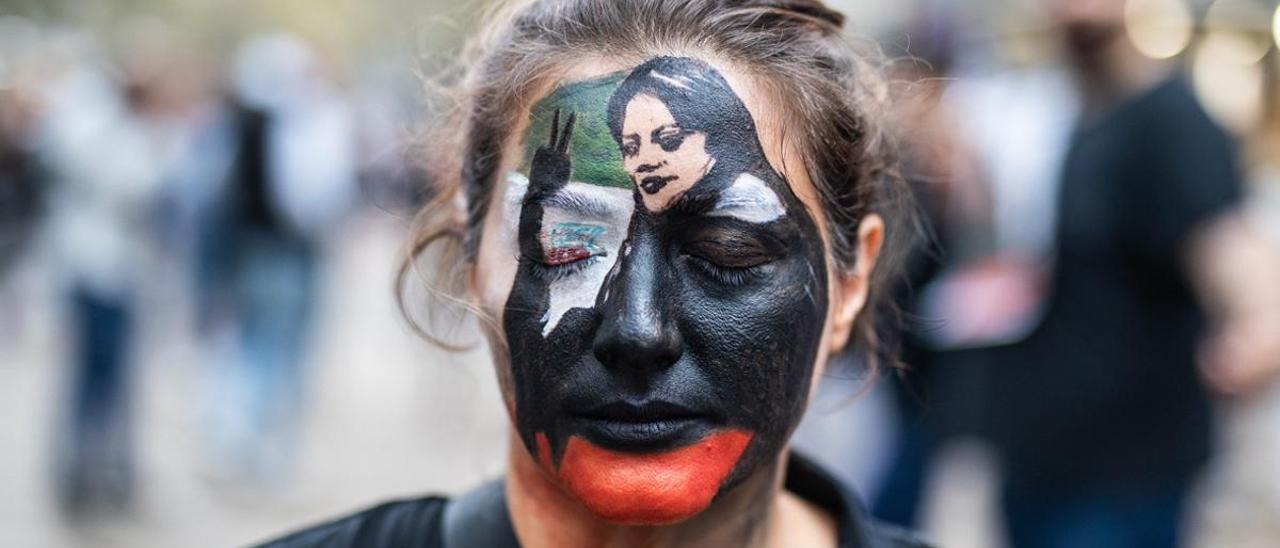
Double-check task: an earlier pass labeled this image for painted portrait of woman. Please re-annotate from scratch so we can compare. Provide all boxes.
[606,56,778,215]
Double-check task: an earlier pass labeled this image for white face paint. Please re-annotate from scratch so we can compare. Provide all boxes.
[708,173,785,224]
[501,172,530,250]
[504,172,635,336]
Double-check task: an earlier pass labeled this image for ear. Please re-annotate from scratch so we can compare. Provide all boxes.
[828,214,885,355]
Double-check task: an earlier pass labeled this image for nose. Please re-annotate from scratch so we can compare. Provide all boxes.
[634,161,664,174]
[592,227,683,375]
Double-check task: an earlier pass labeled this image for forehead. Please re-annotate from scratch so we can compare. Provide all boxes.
[623,94,673,125]
[499,58,825,222]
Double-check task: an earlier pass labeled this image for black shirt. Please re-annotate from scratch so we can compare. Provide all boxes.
[988,76,1242,491]
[255,452,930,547]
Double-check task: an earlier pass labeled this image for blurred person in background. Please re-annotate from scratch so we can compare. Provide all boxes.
[0,65,45,339]
[1186,55,1280,547]
[873,1,1081,531]
[194,32,355,489]
[36,30,184,517]
[1189,192,1280,548]
[980,0,1245,546]
[870,1,983,528]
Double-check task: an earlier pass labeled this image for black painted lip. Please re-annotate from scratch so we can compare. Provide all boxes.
[576,400,702,422]
[567,400,720,451]
[640,175,677,194]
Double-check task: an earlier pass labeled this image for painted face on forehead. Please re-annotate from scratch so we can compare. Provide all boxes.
[499,56,828,525]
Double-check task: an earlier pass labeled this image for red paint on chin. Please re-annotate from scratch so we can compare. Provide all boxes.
[540,430,753,525]
[535,432,554,472]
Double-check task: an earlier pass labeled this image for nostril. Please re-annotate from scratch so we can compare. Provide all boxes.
[592,317,683,374]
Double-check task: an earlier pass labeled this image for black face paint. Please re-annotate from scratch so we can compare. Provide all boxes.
[501,57,828,524]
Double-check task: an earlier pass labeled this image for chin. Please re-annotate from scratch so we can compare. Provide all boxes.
[536,430,753,524]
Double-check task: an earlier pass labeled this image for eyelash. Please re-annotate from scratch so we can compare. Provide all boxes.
[684,254,767,287]
[521,253,600,282]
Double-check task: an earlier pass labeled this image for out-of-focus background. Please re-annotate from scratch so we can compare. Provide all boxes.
[1,0,1279,546]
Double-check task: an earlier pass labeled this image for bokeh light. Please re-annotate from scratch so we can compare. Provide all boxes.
[1274,2,1280,51]
[1202,0,1274,66]
[1124,0,1194,59]
[1192,40,1266,133]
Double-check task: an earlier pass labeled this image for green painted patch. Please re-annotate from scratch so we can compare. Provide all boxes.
[520,71,631,189]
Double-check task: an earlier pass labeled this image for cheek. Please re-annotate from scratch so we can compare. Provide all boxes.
[683,247,830,436]
[635,144,668,169]
[673,136,709,172]
[474,176,527,321]
[471,232,520,416]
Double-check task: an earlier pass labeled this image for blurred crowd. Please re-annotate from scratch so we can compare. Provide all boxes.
[2,0,1280,547]
[872,1,1280,547]
[1,8,434,542]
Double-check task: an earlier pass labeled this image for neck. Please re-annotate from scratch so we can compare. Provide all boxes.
[504,428,784,548]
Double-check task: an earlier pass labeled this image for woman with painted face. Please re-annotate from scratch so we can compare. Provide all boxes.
[259,1,924,547]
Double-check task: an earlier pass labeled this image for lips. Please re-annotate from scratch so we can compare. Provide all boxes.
[539,429,755,524]
[569,399,719,451]
[639,175,677,194]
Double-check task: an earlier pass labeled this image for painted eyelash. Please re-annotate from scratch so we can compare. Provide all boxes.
[521,253,602,282]
[684,254,767,287]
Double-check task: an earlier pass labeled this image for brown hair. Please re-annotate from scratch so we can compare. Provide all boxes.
[401,0,916,371]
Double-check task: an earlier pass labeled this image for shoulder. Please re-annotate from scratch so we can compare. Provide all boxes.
[784,452,934,548]
[252,496,449,548]
[859,519,935,548]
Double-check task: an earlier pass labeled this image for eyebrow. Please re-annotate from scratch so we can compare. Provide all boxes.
[530,184,631,220]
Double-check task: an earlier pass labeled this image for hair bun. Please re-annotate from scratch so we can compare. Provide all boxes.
[747,0,846,29]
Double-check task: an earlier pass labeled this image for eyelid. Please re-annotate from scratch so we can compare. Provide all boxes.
[685,239,776,269]
[534,221,609,270]
[522,253,600,282]
[651,124,684,141]
[684,253,769,287]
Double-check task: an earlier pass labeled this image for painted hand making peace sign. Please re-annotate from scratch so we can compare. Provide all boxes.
[529,108,576,192]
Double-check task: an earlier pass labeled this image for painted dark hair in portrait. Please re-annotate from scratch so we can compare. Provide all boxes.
[606,56,769,203]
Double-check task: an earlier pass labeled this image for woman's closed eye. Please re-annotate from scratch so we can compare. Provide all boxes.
[523,222,610,280]
[522,251,601,282]
[683,230,781,286]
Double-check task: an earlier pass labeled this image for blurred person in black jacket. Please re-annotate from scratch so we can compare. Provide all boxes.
[986,1,1243,547]
[195,33,355,487]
